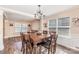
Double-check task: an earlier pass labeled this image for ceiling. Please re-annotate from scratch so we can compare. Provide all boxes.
[0,5,77,21]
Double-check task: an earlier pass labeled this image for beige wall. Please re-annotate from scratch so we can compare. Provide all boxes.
[46,6,79,38]
[31,19,48,31]
[31,20,40,30]
[4,20,31,38]
[45,6,79,48]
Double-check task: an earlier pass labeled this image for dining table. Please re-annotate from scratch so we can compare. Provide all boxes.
[24,33,50,53]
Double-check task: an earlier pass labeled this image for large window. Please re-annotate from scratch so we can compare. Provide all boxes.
[58,17,70,36]
[49,17,70,36]
[15,23,27,33]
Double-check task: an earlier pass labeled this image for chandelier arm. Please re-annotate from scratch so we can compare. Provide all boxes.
[34,5,45,20]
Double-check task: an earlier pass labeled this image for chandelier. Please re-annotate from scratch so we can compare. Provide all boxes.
[34,5,45,20]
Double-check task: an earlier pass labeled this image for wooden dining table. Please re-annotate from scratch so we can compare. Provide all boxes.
[24,33,50,53]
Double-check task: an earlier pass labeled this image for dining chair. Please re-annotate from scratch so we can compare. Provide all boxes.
[50,32,58,54]
[37,36,52,54]
[20,32,26,54]
[20,33,33,54]
[43,30,48,35]
[37,32,58,54]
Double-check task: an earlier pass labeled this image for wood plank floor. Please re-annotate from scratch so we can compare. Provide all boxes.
[0,38,79,54]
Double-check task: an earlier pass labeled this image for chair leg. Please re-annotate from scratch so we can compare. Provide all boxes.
[26,45,28,54]
[22,45,25,54]
[53,45,56,54]
[33,44,37,54]
[32,47,34,53]
[21,42,25,54]
[48,45,52,54]
[50,45,52,54]
[48,48,50,54]
[34,47,36,54]
[39,45,42,54]
[53,48,55,54]
[29,45,33,54]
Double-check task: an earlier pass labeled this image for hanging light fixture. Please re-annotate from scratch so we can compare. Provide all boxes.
[34,5,45,20]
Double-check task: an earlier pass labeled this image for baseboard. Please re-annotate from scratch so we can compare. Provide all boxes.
[57,43,79,52]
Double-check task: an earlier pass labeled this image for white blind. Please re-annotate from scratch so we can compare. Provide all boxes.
[58,17,70,36]
[49,17,70,36]
[58,17,69,26]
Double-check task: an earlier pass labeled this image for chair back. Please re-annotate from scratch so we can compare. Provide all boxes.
[50,32,58,46]
[20,32,26,41]
[43,30,48,34]
[43,30,48,35]
[20,32,30,43]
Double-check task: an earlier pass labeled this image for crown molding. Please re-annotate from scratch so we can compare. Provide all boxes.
[0,7,34,18]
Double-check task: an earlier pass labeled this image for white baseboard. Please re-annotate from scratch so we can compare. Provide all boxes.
[57,43,79,52]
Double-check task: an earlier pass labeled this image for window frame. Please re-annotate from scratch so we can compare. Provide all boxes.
[48,17,71,38]
[14,23,27,33]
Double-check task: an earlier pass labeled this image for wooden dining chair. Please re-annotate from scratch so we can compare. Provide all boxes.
[43,30,48,35]
[20,32,26,54]
[37,32,58,54]
[37,36,52,54]
[50,32,58,54]
[20,33,33,54]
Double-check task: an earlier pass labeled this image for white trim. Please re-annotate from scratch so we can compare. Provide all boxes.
[58,26,70,28]
[47,20,49,34]
[69,17,72,38]
[0,7,34,18]
[58,35,71,39]
[58,43,79,52]
[56,18,58,34]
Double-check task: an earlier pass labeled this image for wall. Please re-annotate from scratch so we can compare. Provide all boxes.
[31,20,40,30]
[4,19,43,38]
[4,20,31,38]
[31,19,49,32]
[46,6,79,49]
[47,6,79,37]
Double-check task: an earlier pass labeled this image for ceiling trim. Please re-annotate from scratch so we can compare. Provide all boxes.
[0,7,34,18]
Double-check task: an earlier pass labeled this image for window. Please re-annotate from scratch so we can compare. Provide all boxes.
[15,23,27,33]
[49,19,56,27]
[21,24,27,32]
[49,19,56,32]
[58,17,69,26]
[49,17,70,36]
[58,17,70,36]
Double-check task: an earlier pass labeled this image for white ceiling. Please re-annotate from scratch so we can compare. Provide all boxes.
[0,5,77,21]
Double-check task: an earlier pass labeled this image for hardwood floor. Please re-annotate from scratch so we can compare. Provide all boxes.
[3,37,21,54]
[0,37,79,54]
